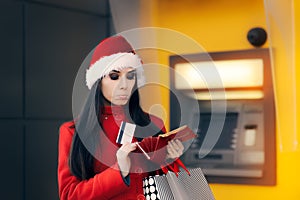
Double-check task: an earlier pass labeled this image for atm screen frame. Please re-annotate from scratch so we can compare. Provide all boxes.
[169,48,276,185]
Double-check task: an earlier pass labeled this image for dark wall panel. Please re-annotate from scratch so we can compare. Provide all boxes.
[0,121,24,200]
[29,0,109,16]
[25,120,63,200]
[0,2,23,118]
[25,4,107,119]
[0,1,111,199]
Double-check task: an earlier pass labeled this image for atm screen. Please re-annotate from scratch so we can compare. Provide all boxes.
[192,112,239,151]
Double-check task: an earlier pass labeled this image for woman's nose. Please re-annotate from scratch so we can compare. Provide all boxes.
[119,75,128,89]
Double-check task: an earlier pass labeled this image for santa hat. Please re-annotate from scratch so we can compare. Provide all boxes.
[86,35,145,89]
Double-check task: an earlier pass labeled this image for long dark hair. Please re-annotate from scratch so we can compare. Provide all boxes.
[69,78,162,180]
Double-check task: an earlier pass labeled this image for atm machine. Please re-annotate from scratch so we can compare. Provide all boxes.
[169,48,276,185]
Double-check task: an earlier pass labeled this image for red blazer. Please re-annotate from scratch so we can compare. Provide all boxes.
[57,106,166,200]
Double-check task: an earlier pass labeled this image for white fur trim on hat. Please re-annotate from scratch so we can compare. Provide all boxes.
[86,52,143,89]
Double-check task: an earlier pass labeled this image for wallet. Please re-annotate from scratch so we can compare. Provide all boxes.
[135,125,197,163]
[158,125,197,142]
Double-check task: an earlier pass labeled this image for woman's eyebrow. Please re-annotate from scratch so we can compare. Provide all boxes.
[128,69,136,73]
[110,70,120,73]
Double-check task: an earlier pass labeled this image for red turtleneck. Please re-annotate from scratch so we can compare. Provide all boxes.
[57,106,166,200]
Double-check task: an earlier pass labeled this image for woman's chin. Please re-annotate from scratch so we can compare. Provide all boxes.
[111,99,129,106]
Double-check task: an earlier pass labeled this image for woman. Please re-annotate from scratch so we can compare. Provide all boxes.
[57,35,184,200]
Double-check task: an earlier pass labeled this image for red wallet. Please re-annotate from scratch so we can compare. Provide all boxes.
[135,125,197,163]
[158,125,197,142]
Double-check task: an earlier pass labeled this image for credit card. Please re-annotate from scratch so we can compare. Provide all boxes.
[116,121,136,144]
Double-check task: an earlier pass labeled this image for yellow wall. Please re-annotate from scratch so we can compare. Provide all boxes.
[147,0,300,199]
[296,0,300,134]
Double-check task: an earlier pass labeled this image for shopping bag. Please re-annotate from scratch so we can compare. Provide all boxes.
[143,174,169,200]
[143,168,215,200]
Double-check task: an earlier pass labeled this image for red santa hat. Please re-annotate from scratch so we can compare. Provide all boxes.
[86,35,145,89]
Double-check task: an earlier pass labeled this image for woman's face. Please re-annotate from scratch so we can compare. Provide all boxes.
[101,68,136,106]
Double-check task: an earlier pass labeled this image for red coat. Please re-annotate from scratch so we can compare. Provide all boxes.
[57,106,166,200]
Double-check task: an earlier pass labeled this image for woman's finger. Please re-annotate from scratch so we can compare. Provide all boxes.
[170,139,184,152]
[166,139,184,159]
[117,143,137,158]
[121,142,137,150]
[166,142,180,159]
[174,139,184,151]
[167,143,176,155]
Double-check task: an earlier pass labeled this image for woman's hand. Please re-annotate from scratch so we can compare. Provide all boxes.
[166,139,184,160]
[116,142,137,177]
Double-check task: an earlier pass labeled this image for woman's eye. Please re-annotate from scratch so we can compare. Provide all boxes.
[109,73,119,80]
[126,72,136,80]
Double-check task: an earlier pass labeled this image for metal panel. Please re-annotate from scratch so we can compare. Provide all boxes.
[25,120,63,200]
[29,0,109,16]
[25,4,108,119]
[0,2,23,118]
[0,120,24,199]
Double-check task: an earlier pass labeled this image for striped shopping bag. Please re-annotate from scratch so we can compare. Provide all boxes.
[142,168,215,200]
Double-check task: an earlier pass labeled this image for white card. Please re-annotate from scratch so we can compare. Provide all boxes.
[116,121,136,144]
